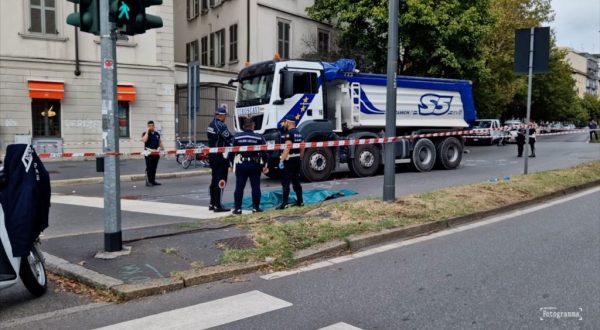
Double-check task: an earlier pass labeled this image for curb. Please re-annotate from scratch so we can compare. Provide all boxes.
[45,180,600,301]
[51,169,210,187]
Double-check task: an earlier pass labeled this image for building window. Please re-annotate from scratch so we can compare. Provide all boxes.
[229,24,238,62]
[186,40,199,63]
[32,99,61,137]
[318,29,330,53]
[209,0,223,8]
[201,36,208,66]
[29,0,57,35]
[118,102,130,138]
[277,20,290,59]
[210,29,226,67]
[201,0,208,13]
[187,0,199,20]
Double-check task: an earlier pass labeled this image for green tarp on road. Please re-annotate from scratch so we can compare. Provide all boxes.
[224,189,357,210]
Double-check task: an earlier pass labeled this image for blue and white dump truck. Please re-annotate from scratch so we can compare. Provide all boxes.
[232,59,477,181]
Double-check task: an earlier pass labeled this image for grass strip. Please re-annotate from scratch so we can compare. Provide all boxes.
[220,161,600,268]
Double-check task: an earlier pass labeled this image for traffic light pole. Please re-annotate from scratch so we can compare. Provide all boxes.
[100,0,122,252]
[383,0,399,202]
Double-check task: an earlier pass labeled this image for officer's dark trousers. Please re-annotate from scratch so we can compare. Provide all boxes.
[281,157,303,205]
[209,155,229,208]
[529,138,536,156]
[234,162,262,210]
[145,155,160,184]
[517,142,524,157]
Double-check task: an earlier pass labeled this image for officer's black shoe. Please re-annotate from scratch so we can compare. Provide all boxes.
[213,207,231,213]
[252,208,264,213]
[529,154,536,158]
[275,204,288,210]
[208,205,215,211]
[152,182,162,186]
[293,202,304,207]
[146,182,153,187]
[232,209,242,215]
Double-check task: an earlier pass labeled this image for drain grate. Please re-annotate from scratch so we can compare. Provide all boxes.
[215,236,256,250]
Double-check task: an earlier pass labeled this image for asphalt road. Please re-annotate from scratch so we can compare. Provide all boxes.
[45,133,599,238]
[3,183,598,329]
[1,133,598,327]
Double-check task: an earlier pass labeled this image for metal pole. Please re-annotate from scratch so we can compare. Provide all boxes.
[524,27,534,175]
[100,0,122,251]
[383,0,399,202]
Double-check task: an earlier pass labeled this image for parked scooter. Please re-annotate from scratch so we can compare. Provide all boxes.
[0,144,50,297]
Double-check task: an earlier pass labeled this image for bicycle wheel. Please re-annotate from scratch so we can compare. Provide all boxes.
[181,155,192,169]
[176,154,183,164]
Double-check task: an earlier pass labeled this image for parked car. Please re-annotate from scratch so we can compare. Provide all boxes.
[467,119,509,145]
[504,119,522,143]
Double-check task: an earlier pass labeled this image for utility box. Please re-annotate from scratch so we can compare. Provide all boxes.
[96,157,104,172]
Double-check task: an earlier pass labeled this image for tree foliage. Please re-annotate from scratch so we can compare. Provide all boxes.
[307,0,586,124]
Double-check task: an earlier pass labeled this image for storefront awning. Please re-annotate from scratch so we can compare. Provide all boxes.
[28,81,65,99]
[117,84,136,102]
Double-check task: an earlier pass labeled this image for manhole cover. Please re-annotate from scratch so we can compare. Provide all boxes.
[215,236,255,250]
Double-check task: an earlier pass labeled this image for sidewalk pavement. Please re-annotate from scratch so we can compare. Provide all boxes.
[45,158,210,184]
[42,216,252,292]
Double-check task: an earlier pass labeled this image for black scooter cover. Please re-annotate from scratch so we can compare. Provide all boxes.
[1,144,50,257]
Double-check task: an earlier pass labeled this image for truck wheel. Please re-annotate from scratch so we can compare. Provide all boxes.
[19,242,47,297]
[348,144,380,177]
[436,137,463,170]
[302,147,333,182]
[412,138,436,172]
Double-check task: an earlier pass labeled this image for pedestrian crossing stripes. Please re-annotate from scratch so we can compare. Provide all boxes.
[94,290,292,330]
[50,194,250,219]
[318,322,363,330]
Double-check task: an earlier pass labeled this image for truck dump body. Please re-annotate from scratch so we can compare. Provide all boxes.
[326,71,477,130]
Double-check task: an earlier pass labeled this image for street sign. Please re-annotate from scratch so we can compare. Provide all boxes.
[103,59,114,70]
[514,27,550,75]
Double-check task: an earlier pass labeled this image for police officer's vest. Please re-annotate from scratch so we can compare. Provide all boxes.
[282,128,303,156]
[207,119,232,148]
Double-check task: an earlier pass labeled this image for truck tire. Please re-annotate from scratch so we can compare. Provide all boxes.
[302,147,333,182]
[436,137,463,170]
[411,138,436,172]
[348,144,380,177]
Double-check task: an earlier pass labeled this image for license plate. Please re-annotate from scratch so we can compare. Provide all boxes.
[237,107,260,116]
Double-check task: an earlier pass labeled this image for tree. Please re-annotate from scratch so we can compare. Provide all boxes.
[307,0,494,83]
[476,0,553,119]
[579,94,600,122]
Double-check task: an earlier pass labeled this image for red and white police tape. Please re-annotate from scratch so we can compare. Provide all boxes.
[25,127,598,159]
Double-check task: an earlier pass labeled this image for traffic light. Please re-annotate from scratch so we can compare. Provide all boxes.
[112,0,163,36]
[66,0,100,35]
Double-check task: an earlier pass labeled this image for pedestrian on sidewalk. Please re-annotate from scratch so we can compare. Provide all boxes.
[230,117,269,214]
[516,128,526,157]
[141,120,164,187]
[528,122,537,158]
[207,105,232,212]
[276,115,304,210]
[589,118,598,142]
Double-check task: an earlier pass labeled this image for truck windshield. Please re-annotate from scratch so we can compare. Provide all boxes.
[236,74,274,107]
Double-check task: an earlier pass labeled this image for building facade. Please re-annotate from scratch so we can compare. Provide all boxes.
[564,49,599,98]
[0,0,176,155]
[173,0,334,140]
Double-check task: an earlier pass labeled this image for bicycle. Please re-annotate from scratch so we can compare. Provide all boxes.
[175,137,210,169]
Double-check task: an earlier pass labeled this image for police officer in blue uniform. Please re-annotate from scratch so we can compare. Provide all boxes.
[141,120,164,187]
[207,106,233,212]
[230,117,269,214]
[276,115,305,209]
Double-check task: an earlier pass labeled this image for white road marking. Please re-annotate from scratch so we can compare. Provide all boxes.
[94,290,292,330]
[0,302,111,329]
[262,186,600,280]
[318,322,363,330]
[50,194,248,219]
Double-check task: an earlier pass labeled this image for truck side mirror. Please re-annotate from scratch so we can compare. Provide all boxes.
[280,71,295,100]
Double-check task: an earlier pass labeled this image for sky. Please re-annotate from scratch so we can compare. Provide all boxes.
[550,0,600,53]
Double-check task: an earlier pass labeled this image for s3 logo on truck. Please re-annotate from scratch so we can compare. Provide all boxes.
[418,94,454,116]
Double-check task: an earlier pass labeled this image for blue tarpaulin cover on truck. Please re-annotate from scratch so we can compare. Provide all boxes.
[224,188,357,210]
[322,59,357,80]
